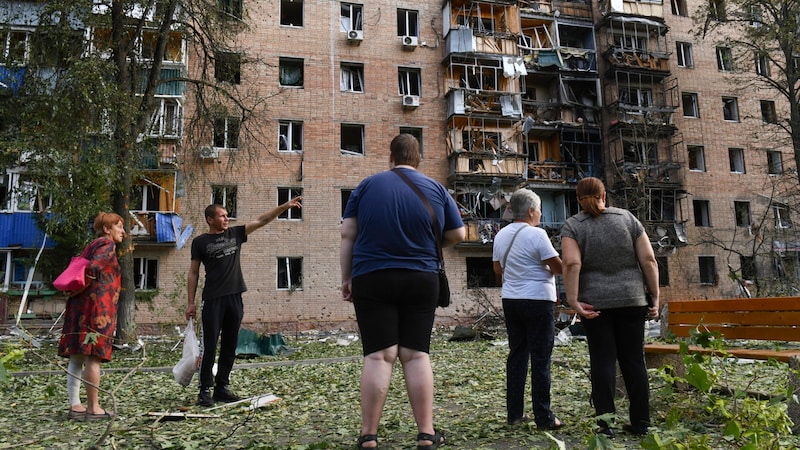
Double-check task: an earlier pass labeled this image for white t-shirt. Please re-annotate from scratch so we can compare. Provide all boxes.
[492,222,559,301]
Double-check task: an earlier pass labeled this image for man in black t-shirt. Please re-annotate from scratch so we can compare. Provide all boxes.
[187,197,302,406]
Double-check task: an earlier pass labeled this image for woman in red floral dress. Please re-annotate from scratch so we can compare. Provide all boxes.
[58,212,124,421]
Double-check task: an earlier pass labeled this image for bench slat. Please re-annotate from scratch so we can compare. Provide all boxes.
[669,324,800,341]
[669,311,800,327]
[669,297,800,313]
[644,343,800,362]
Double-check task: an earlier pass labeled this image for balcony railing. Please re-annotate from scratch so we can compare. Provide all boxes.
[449,151,527,181]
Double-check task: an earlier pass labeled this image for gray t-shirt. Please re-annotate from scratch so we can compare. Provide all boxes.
[560,207,647,310]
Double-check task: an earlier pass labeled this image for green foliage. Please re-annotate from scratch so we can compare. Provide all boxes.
[0,346,26,384]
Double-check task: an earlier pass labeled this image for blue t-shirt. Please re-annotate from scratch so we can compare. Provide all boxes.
[343,168,464,278]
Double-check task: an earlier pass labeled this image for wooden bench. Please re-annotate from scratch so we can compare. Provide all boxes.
[643,296,800,432]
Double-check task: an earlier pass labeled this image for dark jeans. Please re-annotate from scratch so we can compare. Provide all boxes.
[502,298,556,427]
[581,305,650,429]
[199,293,244,389]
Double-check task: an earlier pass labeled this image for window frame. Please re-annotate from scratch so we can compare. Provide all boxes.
[1,29,31,64]
[277,256,303,290]
[148,97,183,138]
[278,187,303,220]
[682,92,699,118]
[398,66,421,96]
[219,0,243,20]
[279,120,304,152]
[340,3,364,32]
[279,57,304,88]
[341,188,353,220]
[687,145,706,172]
[214,51,242,84]
[399,126,423,158]
[341,123,365,155]
[760,100,777,123]
[676,41,693,68]
[716,46,733,72]
[755,52,770,76]
[133,257,158,290]
[722,96,739,122]
[340,62,364,93]
[280,0,304,27]
[693,199,712,227]
[130,183,161,212]
[728,147,746,173]
[213,117,240,150]
[699,256,717,285]
[773,203,792,228]
[670,0,688,16]
[397,8,419,37]
[211,184,238,218]
[734,201,751,227]
[767,150,783,175]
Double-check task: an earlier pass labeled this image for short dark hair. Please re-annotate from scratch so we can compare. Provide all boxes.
[205,204,224,219]
[390,133,421,168]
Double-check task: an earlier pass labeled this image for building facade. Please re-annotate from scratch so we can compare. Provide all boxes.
[2,0,798,332]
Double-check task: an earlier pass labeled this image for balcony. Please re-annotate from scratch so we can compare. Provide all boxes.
[449,151,527,182]
[130,211,193,248]
[447,89,522,119]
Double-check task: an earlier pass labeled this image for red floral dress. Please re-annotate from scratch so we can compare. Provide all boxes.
[57,237,121,362]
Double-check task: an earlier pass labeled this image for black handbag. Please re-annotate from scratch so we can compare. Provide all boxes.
[392,168,451,307]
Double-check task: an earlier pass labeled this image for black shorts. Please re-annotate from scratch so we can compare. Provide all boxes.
[352,269,438,356]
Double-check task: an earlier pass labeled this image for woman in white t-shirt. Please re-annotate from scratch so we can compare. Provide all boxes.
[492,188,564,430]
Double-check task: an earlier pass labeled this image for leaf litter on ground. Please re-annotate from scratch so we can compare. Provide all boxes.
[1,327,798,449]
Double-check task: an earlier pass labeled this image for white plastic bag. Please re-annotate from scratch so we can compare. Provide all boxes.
[172,319,200,387]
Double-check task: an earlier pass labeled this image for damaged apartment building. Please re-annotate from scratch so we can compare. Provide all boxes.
[442,0,690,291]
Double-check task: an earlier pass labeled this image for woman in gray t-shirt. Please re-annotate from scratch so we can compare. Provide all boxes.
[560,177,660,438]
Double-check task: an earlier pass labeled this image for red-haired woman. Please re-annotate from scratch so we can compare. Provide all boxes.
[58,212,125,421]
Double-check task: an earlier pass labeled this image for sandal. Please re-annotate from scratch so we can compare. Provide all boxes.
[67,409,86,421]
[85,409,115,421]
[537,417,566,430]
[356,434,378,449]
[417,430,444,450]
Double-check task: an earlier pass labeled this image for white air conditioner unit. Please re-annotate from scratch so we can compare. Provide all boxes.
[199,146,219,159]
[402,95,420,108]
[347,29,363,44]
[402,35,418,50]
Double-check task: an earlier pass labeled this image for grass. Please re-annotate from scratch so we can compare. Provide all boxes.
[1,327,799,449]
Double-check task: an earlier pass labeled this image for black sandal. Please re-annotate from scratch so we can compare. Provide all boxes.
[417,430,444,450]
[357,434,378,449]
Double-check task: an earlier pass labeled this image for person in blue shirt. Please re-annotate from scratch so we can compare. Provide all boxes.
[341,133,465,450]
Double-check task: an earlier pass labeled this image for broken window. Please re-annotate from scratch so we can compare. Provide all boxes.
[676,41,693,68]
[623,141,656,165]
[614,34,647,52]
[716,47,733,71]
[722,97,739,121]
[657,257,670,286]
[729,147,745,173]
[340,3,363,32]
[341,123,365,155]
[670,0,688,16]
[277,256,303,290]
[760,100,776,123]
[215,51,241,84]
[131,183,161,212]
[279,120,303,152]
[211,185,237,218]
[755,52,770,76]
[279,57,304,87]
[699,256,717,284]
[341,189,353,219]
[399,126,423,157]
[398,67,421,96]
[687,145,705,171]
[148,98,182,137]
[219,0,243,20]
[619,87,652,113]
[213,117,240,149]
[340,63,364,92]
[280,0,303,27]
[278,187,303,220]
[709,0,726,20]
[734,201,751,227]
[773,203,792,228]
[467,257,499,288]
[682,92,699,117]
[767,150,783,175]
[397,9,419,36]
[3,173,46,212]
[133,257,158,290]
[693,200,711,227]
[1,29,30,64]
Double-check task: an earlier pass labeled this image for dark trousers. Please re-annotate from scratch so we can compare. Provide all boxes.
[502,298,556,427]
[581,305,650,429]
[199,293,244,389]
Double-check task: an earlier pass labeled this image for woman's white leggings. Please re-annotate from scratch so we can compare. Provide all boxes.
[67,355,86,406]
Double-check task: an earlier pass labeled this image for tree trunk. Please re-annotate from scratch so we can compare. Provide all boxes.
[114,182,137,344]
